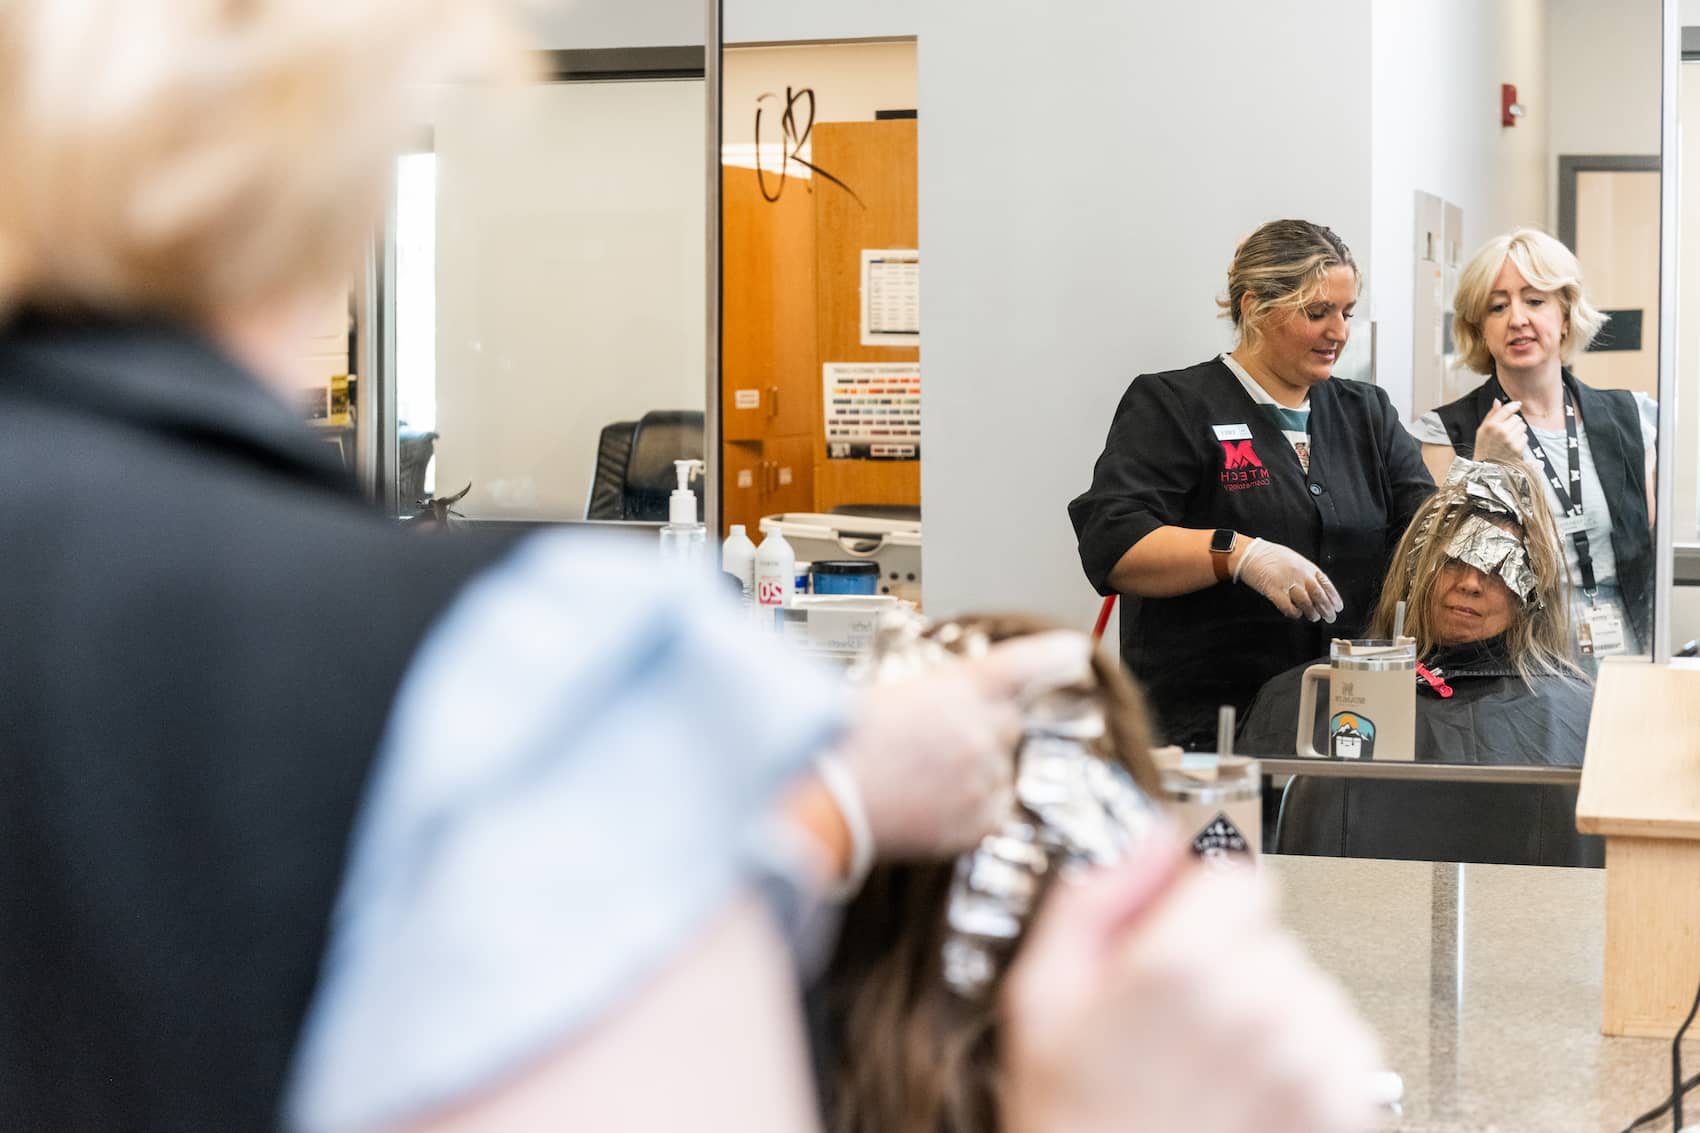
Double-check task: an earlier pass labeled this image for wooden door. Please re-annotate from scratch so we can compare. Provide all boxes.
[810,120,920,513]
[1567,164,1660,398]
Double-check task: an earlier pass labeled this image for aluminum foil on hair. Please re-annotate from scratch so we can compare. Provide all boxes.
[852,609,1161,999]
[1443,458,1539,527]
[1445,513,1537,603]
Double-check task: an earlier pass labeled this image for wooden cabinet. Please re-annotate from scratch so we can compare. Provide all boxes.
[719,120,919,534]
[722,435,814,538]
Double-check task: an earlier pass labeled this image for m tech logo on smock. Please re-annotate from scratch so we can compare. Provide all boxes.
[1219,439,1270,491]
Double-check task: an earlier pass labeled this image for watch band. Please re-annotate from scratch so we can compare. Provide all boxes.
[1210,530,1236,583]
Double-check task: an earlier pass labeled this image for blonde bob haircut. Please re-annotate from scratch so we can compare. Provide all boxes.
[1217,218,1360,353]
[1452,228,1607,375]
[0,0,525,320]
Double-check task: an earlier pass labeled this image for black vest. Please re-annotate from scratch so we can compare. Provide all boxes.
[1432,371,1651,646]
[0,316,514,1130]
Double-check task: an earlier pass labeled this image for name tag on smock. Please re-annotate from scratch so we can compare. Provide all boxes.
[1578,601,1627,657]
[1212,423,1253,441]
[1556,513,1587,538]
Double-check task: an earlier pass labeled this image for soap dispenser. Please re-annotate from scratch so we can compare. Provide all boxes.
[659,459,707,566]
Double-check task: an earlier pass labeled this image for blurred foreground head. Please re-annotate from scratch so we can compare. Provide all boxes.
[0,0,524,321]
[826,613,1161,1133]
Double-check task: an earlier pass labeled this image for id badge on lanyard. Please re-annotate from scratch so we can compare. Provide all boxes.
[1504,383,1626,657]
[1578,599,1627,657]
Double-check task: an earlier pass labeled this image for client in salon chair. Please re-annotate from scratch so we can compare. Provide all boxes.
[1238,459,1593,765]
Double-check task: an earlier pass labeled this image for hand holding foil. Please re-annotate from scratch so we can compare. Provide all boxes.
[833,630,1093,860]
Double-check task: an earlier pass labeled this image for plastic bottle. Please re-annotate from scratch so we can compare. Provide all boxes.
[658,459,707,566]
[753,522,796,628]
[721,524,756,609]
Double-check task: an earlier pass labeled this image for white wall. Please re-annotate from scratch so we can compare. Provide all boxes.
[913,2,1372,628]
[1547,0,1663,222]
[1369,0,1549,422]
[723,40,916,140]
[526,0,704,50]
[432,80,706,519]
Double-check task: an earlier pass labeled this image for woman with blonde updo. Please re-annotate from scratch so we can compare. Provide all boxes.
[1071,219,1435,750]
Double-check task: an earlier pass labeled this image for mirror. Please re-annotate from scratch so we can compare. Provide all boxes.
[717,0,1677,861]
[377,11,712,527]
[718,37,921,600]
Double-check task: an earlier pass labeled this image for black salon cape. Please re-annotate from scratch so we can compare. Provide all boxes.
[1236,637,1594,765]
[1070,358,1434,749]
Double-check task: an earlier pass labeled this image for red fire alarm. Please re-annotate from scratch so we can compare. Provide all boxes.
[1502,83,1525,127]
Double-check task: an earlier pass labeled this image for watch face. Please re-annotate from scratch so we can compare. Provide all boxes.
[1210,529,1235,554]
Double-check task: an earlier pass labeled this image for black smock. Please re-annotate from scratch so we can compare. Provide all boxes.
[1070,357,1434,749]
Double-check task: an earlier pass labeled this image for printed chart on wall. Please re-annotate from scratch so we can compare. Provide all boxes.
[823,362,920,459]
[860,249,919,346]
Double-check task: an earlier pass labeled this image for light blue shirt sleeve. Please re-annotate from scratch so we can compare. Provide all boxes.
[282,532,847,1133]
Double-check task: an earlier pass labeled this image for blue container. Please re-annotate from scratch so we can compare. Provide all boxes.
[811,560,880,596]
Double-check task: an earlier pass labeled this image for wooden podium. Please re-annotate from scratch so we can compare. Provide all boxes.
[1575,659,1700,1038]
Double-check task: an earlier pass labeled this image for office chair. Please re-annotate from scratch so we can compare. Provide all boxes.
[584,410,704,521]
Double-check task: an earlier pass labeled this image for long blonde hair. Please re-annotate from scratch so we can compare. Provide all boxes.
[1367,460,1580,681]
[0,0,525,319]
[823,615,1160,1133]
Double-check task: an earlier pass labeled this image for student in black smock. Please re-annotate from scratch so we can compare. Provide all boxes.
[1070,220,1434,749]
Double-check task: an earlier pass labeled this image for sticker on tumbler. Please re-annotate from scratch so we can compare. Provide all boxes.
[1192,812,1250,862]
[1330,712,1375,760]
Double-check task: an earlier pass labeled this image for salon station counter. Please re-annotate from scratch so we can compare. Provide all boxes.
[1265,855,1699,1132]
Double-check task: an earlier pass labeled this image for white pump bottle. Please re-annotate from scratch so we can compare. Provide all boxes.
[658,459,707,566]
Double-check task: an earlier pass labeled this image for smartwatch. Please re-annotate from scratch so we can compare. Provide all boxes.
[1209,528,1238,583]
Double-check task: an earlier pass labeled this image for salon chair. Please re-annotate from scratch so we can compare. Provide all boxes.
[584,410,704,521]
[1274,776,1603,868]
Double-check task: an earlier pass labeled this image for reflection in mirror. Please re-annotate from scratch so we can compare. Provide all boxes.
[387,53,708,523]
[1068,0,1665,776]
[720,39,921,603]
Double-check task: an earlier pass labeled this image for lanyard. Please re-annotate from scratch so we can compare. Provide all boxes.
[1495,378,1596,595]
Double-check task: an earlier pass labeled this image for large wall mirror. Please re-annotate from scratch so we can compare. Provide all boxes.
[713,0,1683,864]
[364,3,712,527]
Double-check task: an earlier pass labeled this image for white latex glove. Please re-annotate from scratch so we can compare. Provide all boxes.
[829,631,1092,860]
[1473,398,1533,466]
[1233,537,1343,622]
[1002,846,1384,1133]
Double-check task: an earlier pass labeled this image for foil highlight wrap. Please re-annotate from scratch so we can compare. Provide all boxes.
[852,608,1162,999]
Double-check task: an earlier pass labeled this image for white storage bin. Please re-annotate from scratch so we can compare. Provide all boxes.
[758,512,921,601]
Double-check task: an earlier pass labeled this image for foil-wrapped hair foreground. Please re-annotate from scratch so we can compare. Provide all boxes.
[1407,459,1539,605]
[852,608,1162,999]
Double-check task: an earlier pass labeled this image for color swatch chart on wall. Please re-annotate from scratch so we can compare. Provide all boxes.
[822,362,921,459]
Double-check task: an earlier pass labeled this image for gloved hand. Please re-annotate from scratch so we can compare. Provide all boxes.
[828,631,1092,861]
[1233,537,1343,622]
[1473,398,1533,466]
[1001,849,1384,1133]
